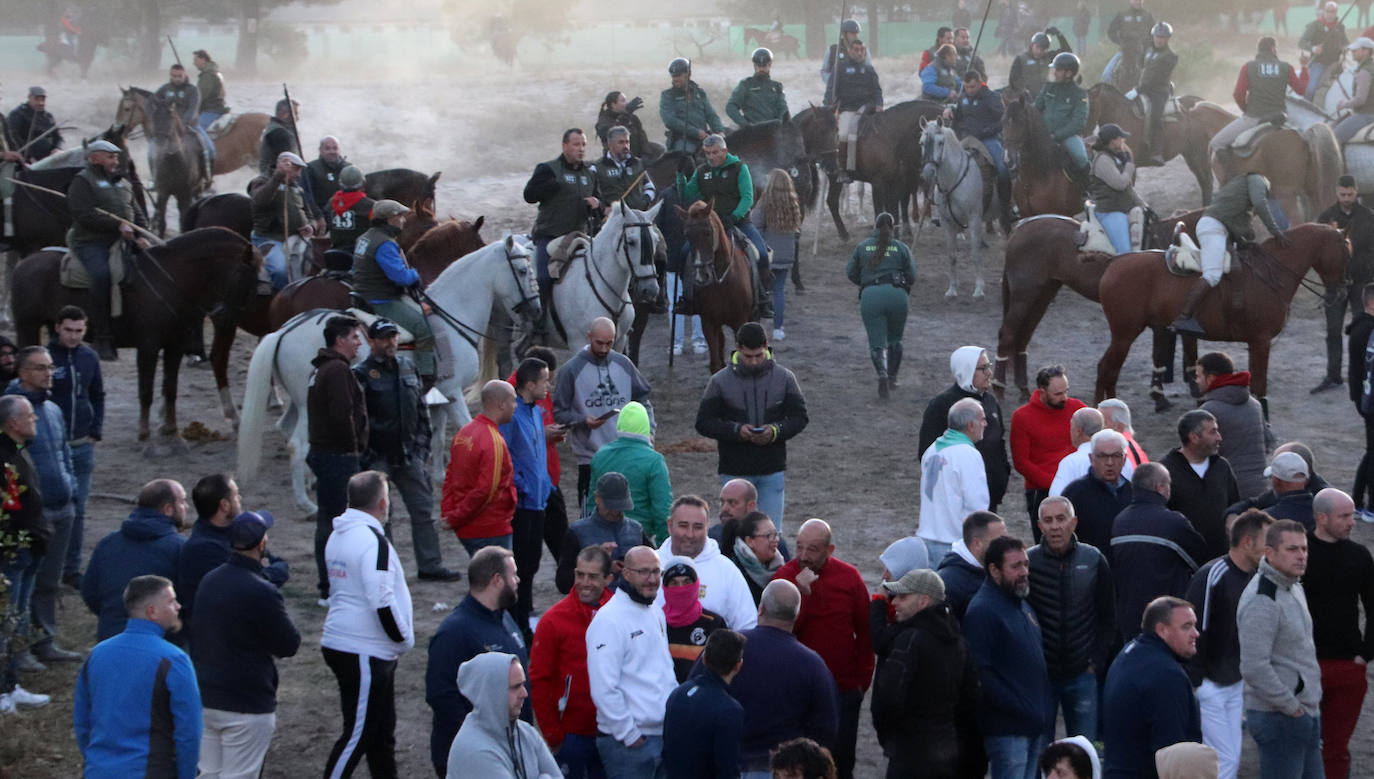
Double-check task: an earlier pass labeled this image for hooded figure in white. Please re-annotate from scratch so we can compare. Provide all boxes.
[447,652,559,779]
[917,345,1010,510]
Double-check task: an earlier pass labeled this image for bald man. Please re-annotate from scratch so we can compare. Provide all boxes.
[1049,408,1135,497]
[553,317,655,508]
[710,477,792,560]
[442,380,519,554]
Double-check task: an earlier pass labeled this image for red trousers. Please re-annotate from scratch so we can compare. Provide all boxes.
[1319,658,1369,779]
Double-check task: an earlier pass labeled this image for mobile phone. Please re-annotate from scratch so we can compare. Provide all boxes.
[750,426,767,433]
[597,409,619,421]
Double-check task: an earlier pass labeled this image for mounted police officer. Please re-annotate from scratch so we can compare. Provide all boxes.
[828,38,883,184]
[727,48,790,128]
[249,151,313,292]
[593,125,654,212]
[1105,0,1156,88]
[921,44,963,103]
[1008,27,1073,95]
[522,128,600,303]
[66,140,150,361]
[944,70,1012,224]
[7,86,61,163]
[1169,173,1287,337]
[352,200,437,386]
[1136,22,1178,165]
[821,19,863,86]
[1209,37,1311,163]
[152,64,213,185]
[191,50,227,131]
[328,165,373,253]
[1035,52,1092,187]
[659,58,724,157]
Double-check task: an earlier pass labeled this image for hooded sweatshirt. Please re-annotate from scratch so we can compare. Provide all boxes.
[655,537,759,630]
[917,346,1011,508]
[918,429,990,546]
[321,508,414,661]
[82,507,185,641]
[589,401,673,543]
[447,652,560,779]
[552,345,654,464]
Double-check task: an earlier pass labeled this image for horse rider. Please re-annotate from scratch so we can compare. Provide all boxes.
[595,91,646,151]
[66,140,150,361]
[1088,124,1143,254]
[352,200,437,388]
[7,86,62,163]
[1008,27,1073,95]
[919,27,954,75]
[821,19,863,87]
[676,133,774,318]
[1333,37,1374,145]
[659,58,724,157]
[522,127,600,306]
[329,165,374,253]
[249,151,314,292]
[944,70,1013,225]
[727,48,790,128]
[1169,172,1287,337]
[1104,0,1155,87]
[191,50,227,132]
[828,38,884,185]
[1209,37,1310,165]
[1301,1,1349,101]
[1135,22,1178,166]
[846,212,916,400]
[921,45,963,103]
[953,27,988,81]
[306,136,349,216]
[593,125,655,212]
[152,64,214,184]
[1035,52,1092,188]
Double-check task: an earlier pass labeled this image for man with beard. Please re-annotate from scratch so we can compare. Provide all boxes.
[1315,177,1374,393]
[1012,365,1087,541]
[592,126,654,212]
[919,349,1009,513]
[75,575,201,779]
[425,546,530,778]
[964,535,1050,779]
[1161,409,1240,561]
[953,27,986,78]
[82,479,188,643]
[7,86,61,163]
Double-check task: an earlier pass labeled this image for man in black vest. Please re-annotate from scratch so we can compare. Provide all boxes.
[1210,37,1310,161]
[677,134,772,317]
[593,126,654,213]
[351,200,435,385]
[522,128,600,300]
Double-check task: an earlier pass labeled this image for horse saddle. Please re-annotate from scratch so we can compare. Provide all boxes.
[206,113,237,139]
[59,238,128,317]
[728,226,762,268]
[547,232,591,282]
[1344,121,1374,145]
[346,304,417,346]
[1229,115,1290,158]
[961,137,999,212]
[1131,93,1181,122]
[1165,231,1233,276]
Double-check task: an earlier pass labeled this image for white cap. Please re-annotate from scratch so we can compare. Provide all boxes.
[1264,451,1310,481]
[1349,36,1374,51]
[277,151,307,167]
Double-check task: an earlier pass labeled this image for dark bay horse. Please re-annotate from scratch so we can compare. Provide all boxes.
[1094,223,1349,404]
[1209,115,1343,225]
[1084,85,1227,204]
[115,87,209,236]
[681,201,753,372]
[12,228,261,441]
[365,169,441,214]
[725,119,821,217]
[743,28,801,58]
[40,25,102,78]
[1001,90,1084,217]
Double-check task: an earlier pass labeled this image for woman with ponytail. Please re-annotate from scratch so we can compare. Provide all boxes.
[752,169,803,340]
[845,212,916,399]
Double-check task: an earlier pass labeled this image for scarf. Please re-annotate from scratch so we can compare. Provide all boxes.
[330,189,366,217]
[617,576,656,606]
[1208,370,1252,390]
[935,428,973,451]
[662,581,703,627]
[733,537,782,589]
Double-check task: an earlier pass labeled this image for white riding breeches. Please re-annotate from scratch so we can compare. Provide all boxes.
[1196,215,1228,286]
[838,111,861,170]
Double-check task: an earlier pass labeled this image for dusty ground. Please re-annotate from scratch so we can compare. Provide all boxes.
[4,31,1374,779]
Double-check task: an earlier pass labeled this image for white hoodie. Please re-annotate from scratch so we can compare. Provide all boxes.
[585,587,678,744]
[321,508,415,660]
[655,537,759,630]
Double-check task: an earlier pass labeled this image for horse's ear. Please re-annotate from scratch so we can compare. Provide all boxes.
[674,204,688,219]
[474,215,485,231]
[646,201,663,220]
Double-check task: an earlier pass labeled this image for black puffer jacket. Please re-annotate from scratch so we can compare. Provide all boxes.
[695,351,808,476]
[1026,538,1116,681]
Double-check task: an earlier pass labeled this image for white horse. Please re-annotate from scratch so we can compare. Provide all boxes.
[921,119,987,299]
[236,235,540,513]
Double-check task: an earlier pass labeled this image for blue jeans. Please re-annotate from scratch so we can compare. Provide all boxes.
[1046,672,1098,743]
[665,272,704,344]
[771,270,789,328]
[73,242,114,332]
[1248,709,1325,779]
[1098,210,1132,254]
[984,734,1044,779]
[596,734,664,779]
[924,539,952,563]
[31,504,73,647]
[250,233,289,291]
[459,535,513,557]
[64,442,94,578]
[197,111,225,131]
[735,220,770,264]
[1267,197,1291,231]
[3,548,41,691]
[1061,135,1089,172]
[982,137,1009,180]
[534,235,554,296]
[557,733,607,779]
[1307,62,1327,101]
[1335,112,1374,144]
[191,124,216,165]
[307,450,360,598]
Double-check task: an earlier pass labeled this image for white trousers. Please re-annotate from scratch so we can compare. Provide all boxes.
[1197,678,1245,779]
[1196,215,1229,286]
[838,111,862,170]
[199,707,277,779]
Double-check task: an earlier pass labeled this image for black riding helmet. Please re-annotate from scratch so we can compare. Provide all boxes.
[1152,21,1173,37]
[752,47,773,65]
[1052,52,1081,75]
[669,57,692,76]
[841,19,861,34]
[1031,31,1051,50]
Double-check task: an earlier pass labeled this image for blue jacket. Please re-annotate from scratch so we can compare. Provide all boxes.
[951,83,1004,141]
[920,62,962,99]
[499,395,551,510]
[1110,488,1208,642]
[190,554,301,714]
[74,618,202,779]
[936,550,985,622]
[1102,632,1202,779]
[177,518,289,645]
[963,578,1051,736]
[373,239,419,288]
[48,338,105,442]
[83,507,185,641]
[662,669,745,779]
[425,593,531,776]
[3,381,75,508]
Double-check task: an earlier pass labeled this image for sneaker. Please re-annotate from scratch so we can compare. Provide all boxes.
[672,342,683,357]
[772,328,786,341]
[15,653,45,675]
[1357,509,1374,524]
[9,686,50,709]
[0,693,14,715]
[692,338,707,354]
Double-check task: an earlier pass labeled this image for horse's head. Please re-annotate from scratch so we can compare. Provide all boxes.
[114,87,143,132]
[797,104,840,173]
[498,235,541,324]
[682,201,725,286]
[920,119,947,180]
[1308,222,1354,288]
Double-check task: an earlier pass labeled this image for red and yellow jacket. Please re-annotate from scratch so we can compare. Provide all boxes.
[441,414,515,539]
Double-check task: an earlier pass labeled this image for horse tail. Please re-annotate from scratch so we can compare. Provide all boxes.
[1303,122,1343,220]
[461,336,503,406]
[236,328,281,481]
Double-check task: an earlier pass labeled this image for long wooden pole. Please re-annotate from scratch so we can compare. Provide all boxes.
[5,177,165,245]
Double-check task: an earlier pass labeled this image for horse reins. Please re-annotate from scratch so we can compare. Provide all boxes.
[581,218,659,322]
[926,132,975,231]
[421,243,538,348]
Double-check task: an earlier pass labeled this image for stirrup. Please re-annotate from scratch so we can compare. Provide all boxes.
[1169,316,1205,337]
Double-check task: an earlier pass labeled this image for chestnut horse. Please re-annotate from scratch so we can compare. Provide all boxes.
[209,113,270,175]
[1001,90,1085,218]
[1084,85,1228,204]
[1202,104,1343,224]
[681,202,754,372]
[1094,223,1349,404]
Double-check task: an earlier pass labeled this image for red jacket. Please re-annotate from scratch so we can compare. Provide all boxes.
[441,414,516,539]
[507,370,561,484]
[1010,389,1087,491]
[528,589,611,747]
[773,557,874,693]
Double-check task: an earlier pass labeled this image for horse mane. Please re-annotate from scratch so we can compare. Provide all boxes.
[1005,92,1057,159]
[411,220,475,259]
[427,238,516,298]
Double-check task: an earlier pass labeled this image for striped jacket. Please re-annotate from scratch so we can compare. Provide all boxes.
[441,413,516,539]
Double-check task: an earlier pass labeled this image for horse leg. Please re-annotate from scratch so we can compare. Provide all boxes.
[790,254,804,293]
[704,318,726,373]
[1249,338,1278,449]
[1184,336,1201,397]
[136,346,157,441]
[289,412,316,515]
[627,305,647,366]
[160,344,183,437]
[944,223,959,299]
[154,191,170,238]
[971,218,985,300]
[1149,329,1176,412]
[1183,123,1215,206]
[210,318,238,427]
[828,177,849,241]
[1095,330,1139,403]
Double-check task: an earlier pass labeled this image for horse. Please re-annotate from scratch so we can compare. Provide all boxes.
[1084,84,1229,205]
[681,201,754,372]
[645,151,699,197]
[1001,90,1085,217]
[725,119,820,218]
[996,209,1204,404]
[365,169,441,214]
[114,87,210,237]
[39,27,102,79]
[182,192,252,238]
[921,120,991,299]
[236,235,540,513]
[1094,223,1350,405]
[11,227,261,442]
[1209,116,1343,225]
[743,28,801,58]
[208,113,271,175]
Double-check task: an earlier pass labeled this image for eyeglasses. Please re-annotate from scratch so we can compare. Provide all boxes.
[1092,451,1126,461]
[975,364,993,372]
[750,531,780,541]
[21,364,55,372]
[625,567,662,578]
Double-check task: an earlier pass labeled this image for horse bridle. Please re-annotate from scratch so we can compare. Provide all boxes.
[585,218,659,321]
[923,130,974,231]
[421,242,538,348]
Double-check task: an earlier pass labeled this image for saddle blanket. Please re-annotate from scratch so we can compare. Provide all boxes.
[206,113,237,138]
[1346,122,1374,145]
[1229,118,1293,157]
[1079,202,1145,254]
[547,232,591,281]
[1166,232,1232,276]
[59,239,127,317]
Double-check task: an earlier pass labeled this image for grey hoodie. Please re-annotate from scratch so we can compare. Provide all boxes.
[1237,557,1322,716]
[447,652,559,779]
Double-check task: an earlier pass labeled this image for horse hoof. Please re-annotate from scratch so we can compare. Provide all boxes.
[141,436,189,459]
[973,281,986,300]
[1153,395,1173,413]
[945,286,958,299]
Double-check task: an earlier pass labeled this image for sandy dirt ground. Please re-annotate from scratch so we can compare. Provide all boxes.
[3,33,1374,778]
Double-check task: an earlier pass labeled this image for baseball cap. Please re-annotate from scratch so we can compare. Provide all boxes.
[28,86,46,97]
[663,559,698,582]
[594,472,634,513]
[881,568,946,601]
[367,318,399,339]
[278,151,307,167]
[229,510,275,550]
[1263,451,1309,481]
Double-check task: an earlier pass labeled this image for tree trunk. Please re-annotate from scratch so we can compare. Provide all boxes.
[237,0,261,75]
[139,0,162,72]
[866,3,880,56]
[804,0,829,60]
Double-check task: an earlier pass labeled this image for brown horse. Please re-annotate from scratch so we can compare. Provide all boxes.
[1084,85,1229,204]
[116,87,210,237]
[1001,90,1084,217]
[1204,106,1343,224]
[210,113,271,175]
[743,28,801,58]
[680,202,754,372]
[1094,223,1349,403]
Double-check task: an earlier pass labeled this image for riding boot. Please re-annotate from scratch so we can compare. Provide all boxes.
[1169,278,1212,337]
[675,273,696,317]
[754,258,774,320]
[887,342,903,389]
[870,348,889,400]
[835,144,852,185]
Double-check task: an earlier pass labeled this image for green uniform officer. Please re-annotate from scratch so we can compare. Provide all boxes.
[659,58,724,156]
[352,199,437,384]
[846,212,916,399]
[727,48,790,127]
[1034,52,1091,184]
